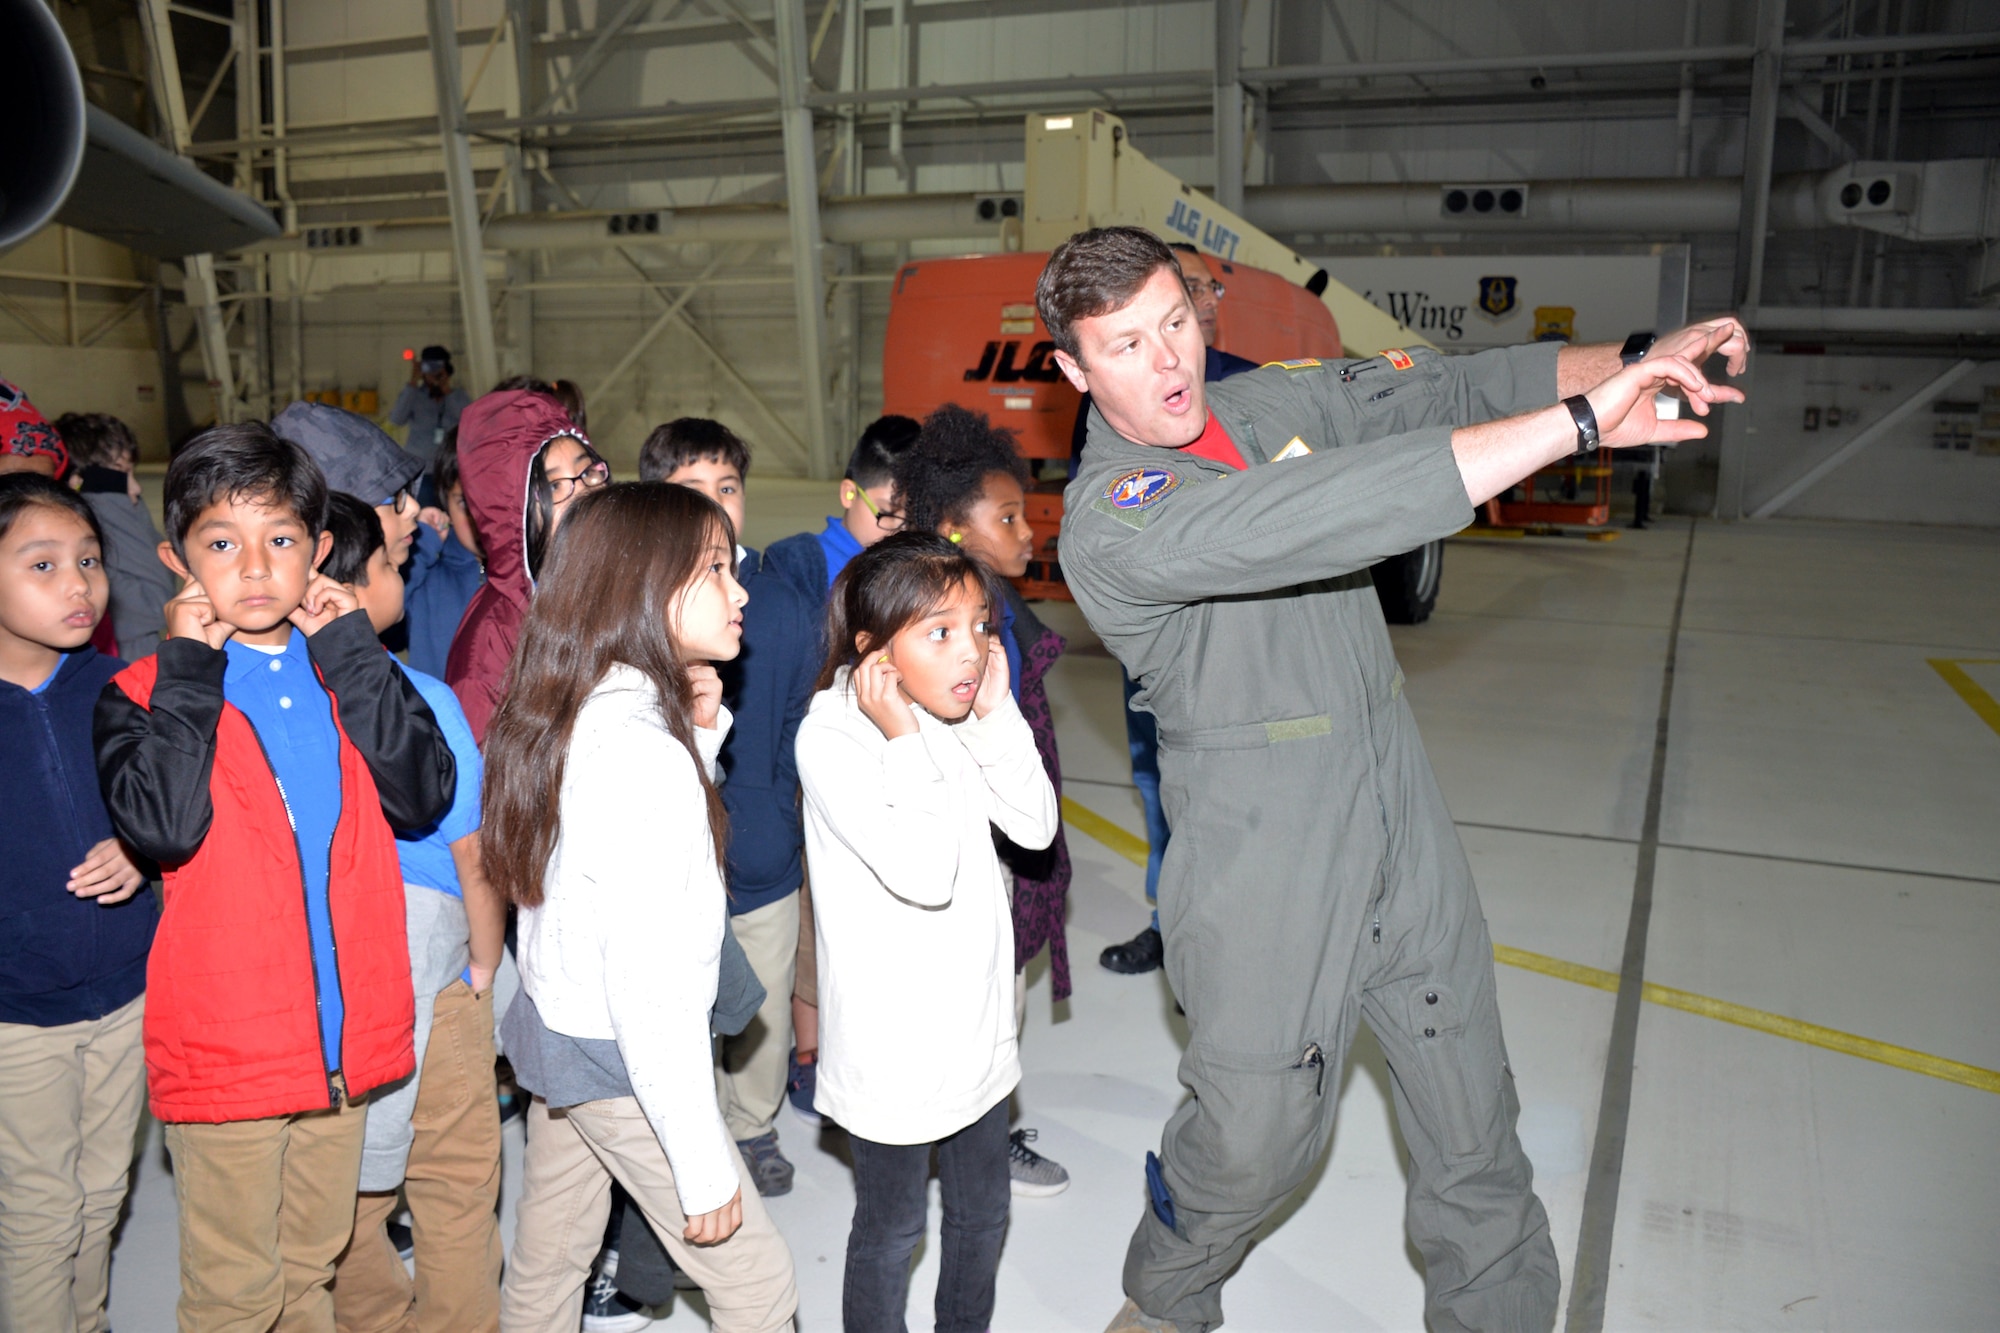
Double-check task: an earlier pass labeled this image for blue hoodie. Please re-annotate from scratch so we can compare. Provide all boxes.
[403,523,485,680]
[1,649,157,1026]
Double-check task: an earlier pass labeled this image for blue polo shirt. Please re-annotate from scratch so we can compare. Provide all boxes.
[223,633,345,1072]
[390,662,482,898]
[814,516,865,591]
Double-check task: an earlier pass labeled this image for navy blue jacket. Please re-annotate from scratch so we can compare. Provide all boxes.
[1,649,157,1026]
[761,529,830,606]
[717,547,820,916]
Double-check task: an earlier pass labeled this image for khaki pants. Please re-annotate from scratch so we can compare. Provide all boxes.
[0,995,147,1333]
[791,877,816,1007]
[333,983,501,1333]
[165,1075,369,1333]
[716,894,799,1143]
[501,1097,796,1333]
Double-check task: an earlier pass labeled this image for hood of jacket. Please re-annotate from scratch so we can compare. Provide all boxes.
[271,401,425,503]
[455,389,589,613]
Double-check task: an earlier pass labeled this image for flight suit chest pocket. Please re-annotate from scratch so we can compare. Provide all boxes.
[1404,982,1508,1161]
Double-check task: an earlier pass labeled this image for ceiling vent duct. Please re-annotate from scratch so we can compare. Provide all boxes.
[1441,185,1529,219]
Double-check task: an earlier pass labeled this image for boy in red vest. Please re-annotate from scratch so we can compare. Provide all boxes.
[95,422,456,1329]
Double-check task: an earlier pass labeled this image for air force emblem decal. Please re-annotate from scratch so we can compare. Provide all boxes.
[1477,275,1518,320]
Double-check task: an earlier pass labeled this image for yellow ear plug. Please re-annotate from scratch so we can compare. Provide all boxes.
[949,532,963,543]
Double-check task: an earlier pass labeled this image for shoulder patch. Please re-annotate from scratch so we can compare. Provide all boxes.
[1104,467,1181,510]
[1262,357,1323,371]
[1271,435,1313,461]
[1382,348,1416,371]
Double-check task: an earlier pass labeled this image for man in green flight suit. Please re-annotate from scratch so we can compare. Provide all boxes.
[1042,227,1749,1333]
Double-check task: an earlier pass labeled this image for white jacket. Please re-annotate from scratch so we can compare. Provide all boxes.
[516,664,739,1216]
[796,670,1059,1145]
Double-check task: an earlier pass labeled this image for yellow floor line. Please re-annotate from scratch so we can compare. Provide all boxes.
[1061,798,2000,1096]
[1060,796,1149,867]
[1495,943,2000,1096]
[1929,659,2000,738]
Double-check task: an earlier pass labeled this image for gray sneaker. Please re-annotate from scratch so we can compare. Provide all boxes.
[736,1130,795,1197]
[1008,1127,1069,1197]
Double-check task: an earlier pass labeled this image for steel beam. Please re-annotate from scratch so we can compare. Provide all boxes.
[1734,0,1785,311]
[1213,0,1244,213]
[773,0,835,479]
[426,0,500,391]
[139,0,239,421]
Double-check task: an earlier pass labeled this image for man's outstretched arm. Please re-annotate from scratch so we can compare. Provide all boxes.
[1555,316,1753,397]
[1455,353,1738,507]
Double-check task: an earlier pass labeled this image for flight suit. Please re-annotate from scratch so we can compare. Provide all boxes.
[1060,344,1564,1332]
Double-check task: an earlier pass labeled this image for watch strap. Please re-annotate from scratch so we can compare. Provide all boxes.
[1563,394,1601,454]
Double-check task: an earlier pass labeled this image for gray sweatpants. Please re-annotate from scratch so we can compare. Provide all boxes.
[1129,693,1560,1332]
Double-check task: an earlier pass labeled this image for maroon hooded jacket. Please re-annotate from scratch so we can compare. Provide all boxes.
[445,390,591,743]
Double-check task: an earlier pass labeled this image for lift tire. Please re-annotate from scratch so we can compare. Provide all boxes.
[1370,539,1443,625]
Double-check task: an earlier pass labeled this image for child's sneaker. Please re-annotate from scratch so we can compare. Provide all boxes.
[786,1049,821,1128]
[736,1131,795,1197]
[1008,1127,1070,1197]
[581,1249,652,1332]
[387,1209,415,1261]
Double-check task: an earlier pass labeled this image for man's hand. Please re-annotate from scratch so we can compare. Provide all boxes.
[687,662,724,730]
[164,581,235,649]
[971,633,1010,719]
[1650,316,1752,377]
[69,838,147,904]
[289,573,360,637]
[684,1189,743,1245]
[1584,353,1743,450]
[854,652,919,740]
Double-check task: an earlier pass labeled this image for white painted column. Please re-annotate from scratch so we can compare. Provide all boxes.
[774,0,835,479]
[425,0,500,393]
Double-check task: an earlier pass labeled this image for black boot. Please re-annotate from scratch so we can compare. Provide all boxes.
[1100,925,1163,974]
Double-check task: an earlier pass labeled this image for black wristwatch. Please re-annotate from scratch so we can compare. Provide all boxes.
[1620,331,1656,365]
[1563,394,1600,455]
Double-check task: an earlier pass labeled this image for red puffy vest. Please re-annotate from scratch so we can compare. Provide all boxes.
[112,656,414,1123]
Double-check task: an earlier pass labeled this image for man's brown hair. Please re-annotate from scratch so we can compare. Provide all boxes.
[1034,226,1179,362]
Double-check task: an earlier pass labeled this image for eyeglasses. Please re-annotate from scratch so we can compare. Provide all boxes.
[854,485,905,532]
[548,458,610,502]
[384,488,417,514]
[1183,277,1225,300]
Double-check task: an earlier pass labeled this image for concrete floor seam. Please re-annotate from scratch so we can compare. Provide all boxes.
[1564,518,1699,1333]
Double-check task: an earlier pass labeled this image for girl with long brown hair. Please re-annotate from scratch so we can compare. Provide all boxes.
[485,482,798,1332]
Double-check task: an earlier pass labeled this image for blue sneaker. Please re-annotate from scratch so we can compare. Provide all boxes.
[786,1049,821,1128]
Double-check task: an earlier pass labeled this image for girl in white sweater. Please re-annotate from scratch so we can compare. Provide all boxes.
[483,482,797,1332]
[795,532,1059,1333]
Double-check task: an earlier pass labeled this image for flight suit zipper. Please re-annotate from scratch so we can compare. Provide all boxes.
[242,716,341,1109]
[1340,361,1382,383]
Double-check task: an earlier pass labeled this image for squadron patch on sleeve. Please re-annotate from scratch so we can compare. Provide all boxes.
[1105,467,1181,509]
[1092,467,1184,529]
[1382,348,1416,371]
[1263,358,1323,371]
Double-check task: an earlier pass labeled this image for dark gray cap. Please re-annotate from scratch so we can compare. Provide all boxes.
[272,401,426,504]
